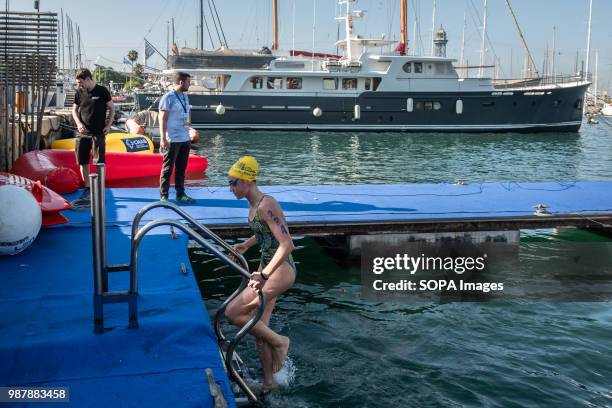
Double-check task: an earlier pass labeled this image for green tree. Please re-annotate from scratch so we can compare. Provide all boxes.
[93,66,128,85]
[133,63,144,79]
[127,50,138,66]
[127,50,139,85]
[124,78,144,91]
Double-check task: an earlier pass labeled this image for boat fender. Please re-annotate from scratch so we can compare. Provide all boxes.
[354,104,361,120]
[215,104,226,115]
[0,185,42,256]
[456,99,463,115]
[313,107,323,117]
[407,98,414,112]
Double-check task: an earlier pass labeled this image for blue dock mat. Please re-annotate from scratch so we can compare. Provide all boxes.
[63,181,612,227]
[0,225,236,407]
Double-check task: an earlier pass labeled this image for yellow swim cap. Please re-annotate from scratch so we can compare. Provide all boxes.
[228,156,259,181]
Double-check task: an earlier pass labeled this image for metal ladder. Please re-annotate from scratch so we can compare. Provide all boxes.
[89,164,264,405]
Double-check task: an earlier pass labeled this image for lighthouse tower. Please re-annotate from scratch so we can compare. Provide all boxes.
[434,25,448,58]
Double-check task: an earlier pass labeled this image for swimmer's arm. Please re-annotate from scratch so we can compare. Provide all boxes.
[237,235,257,250]
[259,199,295,279]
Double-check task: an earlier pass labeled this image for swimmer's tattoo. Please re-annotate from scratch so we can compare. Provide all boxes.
[268,209,289,234]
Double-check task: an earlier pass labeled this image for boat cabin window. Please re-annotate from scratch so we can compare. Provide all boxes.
[251,77,263,89]
[372,77,382,91]
[342,78,357,90]
[415,100,442,111]
[365,78,371,90]
[267,77,283,89]
[414,62,423,74]
[287,77,302,90]
[402,63,412,73]
[323,78,338,90]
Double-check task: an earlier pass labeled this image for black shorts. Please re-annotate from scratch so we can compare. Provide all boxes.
[75,133,105,165]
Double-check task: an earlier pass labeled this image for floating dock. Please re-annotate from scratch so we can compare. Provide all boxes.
[63,181,612,237]
[1,180,611,406]
[0,224,236,407]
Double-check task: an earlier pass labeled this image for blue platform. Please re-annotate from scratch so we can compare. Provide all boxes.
[1,180,611,406]
[63,181,612,227]
[0,224,236,407]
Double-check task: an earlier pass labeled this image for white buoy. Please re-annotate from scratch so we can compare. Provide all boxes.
[0,185,42,256]
[354,104,361,120]
[312,107,323,117]
[215,104,226,115]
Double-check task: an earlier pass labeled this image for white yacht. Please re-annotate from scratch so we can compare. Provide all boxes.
[135,0,589,133]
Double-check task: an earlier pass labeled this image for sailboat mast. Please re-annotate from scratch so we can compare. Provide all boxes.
[479,0,488,78]
[272,0,279,49]
[199,0,204,49]
[430,0,436,56]
[460,12,466,77]
[399,0,407,55]
[585,0,592,79]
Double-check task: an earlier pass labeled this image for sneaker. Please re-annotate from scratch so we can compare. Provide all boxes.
[80,188,91,200]
[159,196,169,203]
[176,194,196,204]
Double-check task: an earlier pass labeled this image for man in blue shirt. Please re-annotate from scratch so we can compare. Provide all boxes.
[158,72,196,203]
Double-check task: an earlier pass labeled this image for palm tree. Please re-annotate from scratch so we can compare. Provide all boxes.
[127,50,138,86]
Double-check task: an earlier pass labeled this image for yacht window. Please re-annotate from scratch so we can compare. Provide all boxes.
[342,78,358,90]
[365,78,371,90]
[372,77,382,91]
[287,77,302,90]
[424,101,433,110]
[414,62,423,73]
[402,63,412,73]
[251,77,263,89]
[433,102,442,110]
[323,78,338,90]
[415,101,424,110]
[267,77,283,89]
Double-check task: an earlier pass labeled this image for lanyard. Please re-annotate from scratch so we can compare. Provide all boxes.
[174,91,188,114]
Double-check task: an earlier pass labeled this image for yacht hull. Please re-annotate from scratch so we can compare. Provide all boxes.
[135,83,587,133]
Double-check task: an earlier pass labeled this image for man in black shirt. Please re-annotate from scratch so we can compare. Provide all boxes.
[71,68,114,204]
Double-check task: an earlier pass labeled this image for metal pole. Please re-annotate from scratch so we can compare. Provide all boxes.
[585,0,592,80]
[199,0,203,49]
[430,0,436,56]
[479,0,488,78]
[96,163,108,292]
[90,173,104,333]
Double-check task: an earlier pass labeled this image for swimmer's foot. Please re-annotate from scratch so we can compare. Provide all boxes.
[272,336,290,373]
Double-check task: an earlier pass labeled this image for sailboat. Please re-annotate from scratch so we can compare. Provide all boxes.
[135,0,589,133]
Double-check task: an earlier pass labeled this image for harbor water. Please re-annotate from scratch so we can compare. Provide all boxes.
[190,123,612,407]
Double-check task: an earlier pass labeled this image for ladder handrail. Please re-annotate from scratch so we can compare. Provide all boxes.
[131,201,250,272]
[131,218,263,403]
[130,201,250,343]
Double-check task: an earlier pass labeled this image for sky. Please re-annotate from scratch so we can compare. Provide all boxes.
[8,0,612,93]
